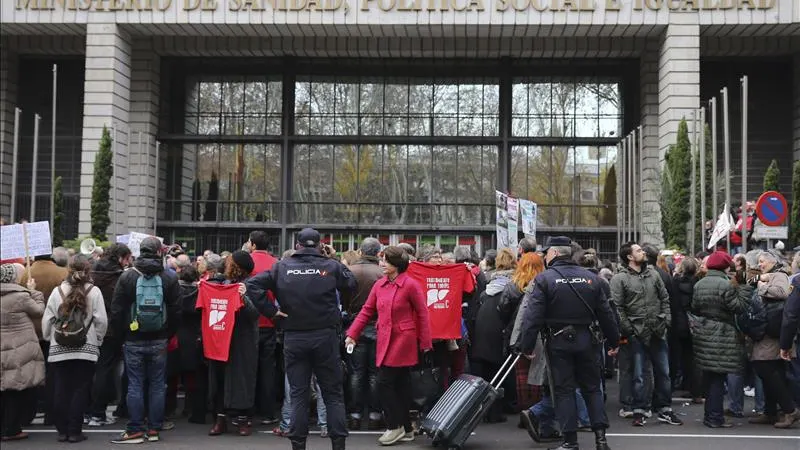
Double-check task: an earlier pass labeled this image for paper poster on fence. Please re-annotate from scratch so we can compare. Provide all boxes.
[507,196,519,254]
[520,200,537,238]
[495,191,509,249]
[0,221,53,261]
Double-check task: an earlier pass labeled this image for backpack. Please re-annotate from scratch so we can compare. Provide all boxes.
[763,300,785,339]
[53,285,94,347]
[131,268,167,333]
[735,288,767,341]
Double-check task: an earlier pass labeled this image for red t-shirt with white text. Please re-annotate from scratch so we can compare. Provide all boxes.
[196,281,242,362]
[406,262,474,340]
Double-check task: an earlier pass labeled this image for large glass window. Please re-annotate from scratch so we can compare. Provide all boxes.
[185,76,282,135]
[293,145,496,226]
[512,78,620,138]
[295,77,499,137]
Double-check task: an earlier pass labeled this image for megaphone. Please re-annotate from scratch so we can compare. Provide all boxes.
[80,238,97,255]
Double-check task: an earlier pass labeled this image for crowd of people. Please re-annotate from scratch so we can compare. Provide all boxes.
[0,228,798,449]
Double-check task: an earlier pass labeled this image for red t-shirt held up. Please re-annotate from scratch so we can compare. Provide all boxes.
[406,262,474,340]
[196,281,242,362]
[251,251,278,328]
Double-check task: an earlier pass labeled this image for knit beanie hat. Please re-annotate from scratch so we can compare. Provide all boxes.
[706,251,733,271]
[0,264,16,284]
[231,250,255,275]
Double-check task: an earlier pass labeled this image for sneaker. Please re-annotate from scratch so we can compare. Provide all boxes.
[319,426,328,438]
[160,421,176,431]
[111,431,146,444]
[632,413,646,427]
[83,415,90,425]
[657,411,683,426]
[743,387,755,398]
[643,410,653,418]
[378,427,405,446]
[401,431,415,442]
[261,417,279,426]
[724,409,744,418]
[88,415,117,427]
[146,430,159,442]
[703,420,733,429]
[272,427,289,437]
[618,409,634,418]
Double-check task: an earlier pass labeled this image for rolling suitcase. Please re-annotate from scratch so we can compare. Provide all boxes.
[420,353,521,449]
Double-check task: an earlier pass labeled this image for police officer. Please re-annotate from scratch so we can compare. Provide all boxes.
[247,228,356,450]
[520,236,620,450]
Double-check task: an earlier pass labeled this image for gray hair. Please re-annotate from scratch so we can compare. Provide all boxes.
[744,249,762,270]
[758,251,779,266]
[359,238,382,257]
[205,253,225,273]
[52,247,69,267]
[519,237,537,253]
[551,246,573,257]
[453,246,472,263]
[176,254,191,269]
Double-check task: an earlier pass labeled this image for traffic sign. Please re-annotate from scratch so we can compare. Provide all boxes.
[755,191,788,227]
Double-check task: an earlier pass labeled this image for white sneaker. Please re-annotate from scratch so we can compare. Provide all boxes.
[619,409,634,418]
[400,431,415,442]
[378,428,405,446]
[744,387,755,398]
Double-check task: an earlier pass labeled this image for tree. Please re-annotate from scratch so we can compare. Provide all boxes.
[53,176,64,246]
[763,159,780,192]
[661,119,692,251]
[91,126,113,241]
[602,164,617,226]
[694,124,713,248]
[791,161,800,245]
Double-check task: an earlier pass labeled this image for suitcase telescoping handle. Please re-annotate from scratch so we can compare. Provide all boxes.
[489,353,522,390]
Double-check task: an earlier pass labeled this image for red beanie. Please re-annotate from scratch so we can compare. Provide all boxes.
[706,251,733,271]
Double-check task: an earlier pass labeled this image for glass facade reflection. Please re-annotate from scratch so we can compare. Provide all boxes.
[161,63,624,238]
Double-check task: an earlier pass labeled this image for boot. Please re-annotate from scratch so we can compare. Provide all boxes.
[290,437,307,450]
[331,436,346,450]
[774,409,800,429]
[208,415,227,436]
[237,417,252,436]
[594,428,611,450]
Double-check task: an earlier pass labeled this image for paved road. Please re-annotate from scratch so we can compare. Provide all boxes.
[13,383,800,449]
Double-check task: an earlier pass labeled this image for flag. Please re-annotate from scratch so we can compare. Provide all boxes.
[708,204,734,250]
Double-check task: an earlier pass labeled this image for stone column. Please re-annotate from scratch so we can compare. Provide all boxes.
[129,38,161,233]
[794,52,800,163]
[639,38,662,247]
[79,24,131,238]
[0,41,18,222]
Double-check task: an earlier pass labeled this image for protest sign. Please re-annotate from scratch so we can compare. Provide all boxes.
[0,221,52,261]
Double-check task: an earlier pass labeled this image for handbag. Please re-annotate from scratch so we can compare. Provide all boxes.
[410,352,442,414]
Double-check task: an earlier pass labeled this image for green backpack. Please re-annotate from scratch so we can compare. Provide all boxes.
[130,268,167,333]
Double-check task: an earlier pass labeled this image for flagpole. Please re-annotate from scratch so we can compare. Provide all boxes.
[31,114,41,221]
[690,110,697,256]
[10,108,21,222]
[740,76,748,254]
[50,64,57,233]
[721,87,731,254]
[710,98,718,223]
[699,106,707,251]
[154,140,159,235]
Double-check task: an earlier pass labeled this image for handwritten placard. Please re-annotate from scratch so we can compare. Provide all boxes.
[0,221,53,260]
[127,231,164,258]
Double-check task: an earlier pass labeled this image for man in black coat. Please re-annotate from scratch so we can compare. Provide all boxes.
[247,228,356,450]
[780,275,800,405]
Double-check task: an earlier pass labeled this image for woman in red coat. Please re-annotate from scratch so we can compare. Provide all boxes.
[345,246,433,447]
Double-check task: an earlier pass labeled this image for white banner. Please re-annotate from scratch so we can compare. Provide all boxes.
[127,232,164,258]
[0,221,53,261]
[707,204,735,250]
[507,196,519,254]
[495,191,509,250]
[520,199,537,238]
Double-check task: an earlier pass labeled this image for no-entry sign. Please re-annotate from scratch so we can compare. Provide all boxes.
[755,191,788,227]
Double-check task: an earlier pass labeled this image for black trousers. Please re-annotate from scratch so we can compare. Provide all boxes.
[37,341,55,423]
[255,327,278,419]
[470,359,504,421]
[752,360,797,416]
[208,361,251,418]
[90,336,123,418]
[547,329,608,438]
[284,328,347,439]
[1,388,36,437]
[52,360,95,437]
[378,366,413,431]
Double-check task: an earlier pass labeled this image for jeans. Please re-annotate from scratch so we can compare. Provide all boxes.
[279,375,327,430]
[703,371,727,426]
[789,345,800,406]
[123,339,168,433]
[618,342,652,411]
[283,328,345,439]
[90,336,123,418]
[726,367,765,414]
[53,360,95,437]
[256,327,278,419]
[631,336,671,414]
[347,333,380,418]
[529,390,590,433]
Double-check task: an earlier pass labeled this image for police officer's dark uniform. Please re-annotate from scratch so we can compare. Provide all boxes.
[520,236,620,450]
[247,228,356,450]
